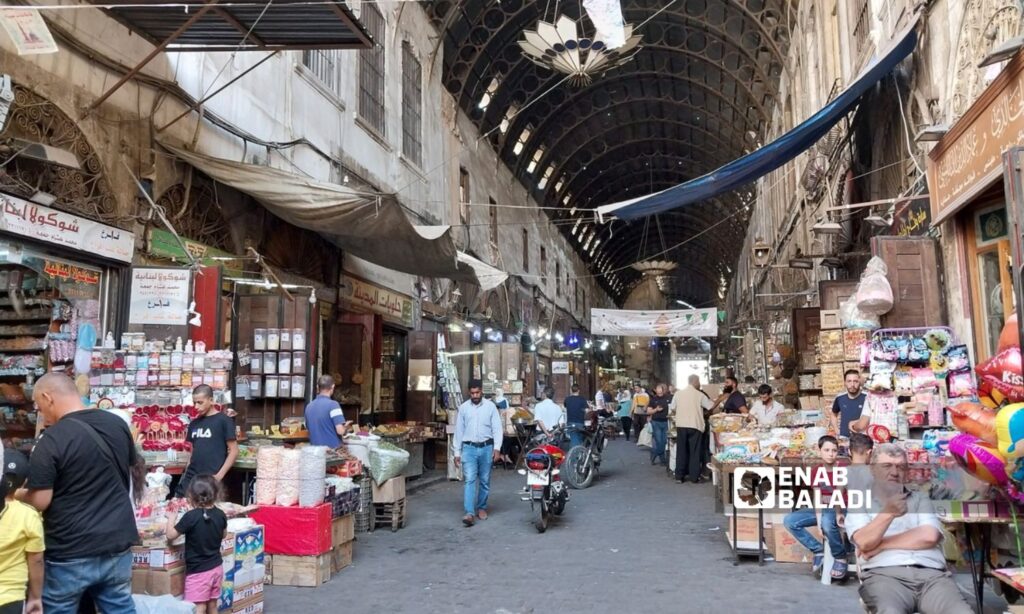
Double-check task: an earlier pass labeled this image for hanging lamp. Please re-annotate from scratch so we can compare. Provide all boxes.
[518,13,642,87]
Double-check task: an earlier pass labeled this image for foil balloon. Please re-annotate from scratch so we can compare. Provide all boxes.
[948,402,998,444]
[976,346,1024,403]
[1007,457,1024,504]
[866,424,891,444]
[949,433,1009,486]
[996,402,1024,458]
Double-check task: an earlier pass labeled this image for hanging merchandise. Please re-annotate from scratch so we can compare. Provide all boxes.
[975,346,1024,403]
[949,402,997,445]
[855,256,894,315]
[996,403,1024,459]
[840,296,880,330]
[949,433,1009,487]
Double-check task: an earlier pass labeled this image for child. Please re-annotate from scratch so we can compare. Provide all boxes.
[0,449,43,614]
[840,433,875,528]
[166,475,227,614]
[782,435,848,580]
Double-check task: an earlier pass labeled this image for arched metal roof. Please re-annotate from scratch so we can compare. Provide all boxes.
[426,0,791,305]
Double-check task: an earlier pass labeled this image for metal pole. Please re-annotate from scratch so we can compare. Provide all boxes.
[81,0,220,117]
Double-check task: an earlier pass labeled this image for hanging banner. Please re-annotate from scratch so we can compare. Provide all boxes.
[0,192,134,262]
[591,308,718,338]
[128,267,191,325]
[0,8,58,55]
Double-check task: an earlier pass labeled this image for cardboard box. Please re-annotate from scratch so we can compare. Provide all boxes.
[371,476,406,503]
[330,541,353,574]
[131,569,148,594]
[232,525,266,568]
[144,567,185,597]
[331,515,355,548]
[771,523,822,564]
[818,330,845,361]
[251,506,331,556]
[728,514,762,544]
[131,545,185,570]
[232,596,265,614]
[820,309,842,330]
[843,329,870,362]
[232,581,264,604]
[266,554,331,587]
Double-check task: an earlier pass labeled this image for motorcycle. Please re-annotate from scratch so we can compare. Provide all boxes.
[519,428,569,533]
[562,412,609,489]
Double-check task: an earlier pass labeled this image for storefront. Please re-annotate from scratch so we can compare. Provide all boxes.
[0,191,134,444]
[927,50,1024,362]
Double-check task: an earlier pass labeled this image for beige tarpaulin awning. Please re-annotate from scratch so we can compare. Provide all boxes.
[158,142,508,291]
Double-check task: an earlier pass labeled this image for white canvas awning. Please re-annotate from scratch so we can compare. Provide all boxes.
[159,141,507,291]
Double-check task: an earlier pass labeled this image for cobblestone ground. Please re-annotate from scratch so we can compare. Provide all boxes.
[265,439,997,613]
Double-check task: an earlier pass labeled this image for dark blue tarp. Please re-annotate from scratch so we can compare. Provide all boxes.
[597,19,919,221]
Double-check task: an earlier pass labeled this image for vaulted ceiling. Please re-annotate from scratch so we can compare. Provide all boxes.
[426,0,792,306]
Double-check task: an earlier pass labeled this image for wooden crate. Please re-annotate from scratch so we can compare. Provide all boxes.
[331,515,355,548]
[330,541,353,574]
[267,554,330,587]
[371,498,407,533]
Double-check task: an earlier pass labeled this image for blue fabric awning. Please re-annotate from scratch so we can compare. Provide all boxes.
[597,18,920,221]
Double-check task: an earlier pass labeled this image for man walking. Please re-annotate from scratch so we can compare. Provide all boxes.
[453,380,503,527]
[305,375,349,448]
[671,375,711,483]
[564,384,589,449]
[20,373,138,613]
[630,384,650,442]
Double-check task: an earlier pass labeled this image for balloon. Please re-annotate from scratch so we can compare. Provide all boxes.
[949,433,1009,486]
[998,313,1019,352]
[976,347,1024,402]
[996,402,1024,458]
[866,424,891,444]
[949,402,998,444]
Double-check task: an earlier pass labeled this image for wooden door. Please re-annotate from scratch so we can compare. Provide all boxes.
[965,208,1014,361]
[405,331,437,423]
[870,236,945,329]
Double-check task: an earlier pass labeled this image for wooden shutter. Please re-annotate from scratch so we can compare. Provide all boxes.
[818,280,859,310]
[870,236,945,328]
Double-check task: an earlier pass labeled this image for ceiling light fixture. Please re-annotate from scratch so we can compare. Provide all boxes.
[518,15,642,87]
[811,220,842,235]
[864,211,893,227]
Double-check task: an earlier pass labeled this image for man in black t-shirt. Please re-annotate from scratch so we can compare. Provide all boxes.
[718,376,749,415]
[176,385,238,498]
[564,384,590,449]
[647,383,672,466]
[19,373,138,614]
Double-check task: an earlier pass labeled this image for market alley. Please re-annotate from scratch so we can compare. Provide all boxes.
[265,440,865,613]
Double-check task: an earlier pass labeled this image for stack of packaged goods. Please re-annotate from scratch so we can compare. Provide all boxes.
[218,520,266,614]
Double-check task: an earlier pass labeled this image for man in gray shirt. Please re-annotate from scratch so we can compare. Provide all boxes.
[454,380,503,527]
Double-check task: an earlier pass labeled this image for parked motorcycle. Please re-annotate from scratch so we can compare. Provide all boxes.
[562,412,609,489]
[519,429,569,533]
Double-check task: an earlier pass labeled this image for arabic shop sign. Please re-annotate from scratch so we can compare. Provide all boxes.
[147,228,241,275]
[0,192,134,262]
[341,274,414,328]
[128,267,192,326]
[928,51,1024,225]
[891,196,931,237]
[43,260,101,285]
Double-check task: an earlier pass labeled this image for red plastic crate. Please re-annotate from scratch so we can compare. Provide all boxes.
[251,503,332,556]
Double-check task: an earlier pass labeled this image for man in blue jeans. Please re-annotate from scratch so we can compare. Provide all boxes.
[563,384,589,449]
[19,373,138,613]
[646,383,671,466]
[453,380,503,527]
[782,435,848,580]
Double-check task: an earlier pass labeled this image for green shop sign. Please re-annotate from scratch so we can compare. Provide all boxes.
[147,229,241,275]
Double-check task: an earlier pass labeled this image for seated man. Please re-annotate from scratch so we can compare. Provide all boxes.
[845,444,972,614]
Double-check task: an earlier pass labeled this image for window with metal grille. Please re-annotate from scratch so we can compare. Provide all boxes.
[301,50,343,98]
[489,197,498,246]
[522,229,529,272]
[459,167,469,223]
[358,4,386,136]
[401,42,422,167]
[852,0,871,65]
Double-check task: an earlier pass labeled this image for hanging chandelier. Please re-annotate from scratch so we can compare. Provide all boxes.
[518,14,642,87]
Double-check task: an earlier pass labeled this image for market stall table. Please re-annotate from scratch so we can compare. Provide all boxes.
[940,513,1015,614]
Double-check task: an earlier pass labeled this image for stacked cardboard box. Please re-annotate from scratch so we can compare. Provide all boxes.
[330,515,355,574]
[131,543,186,598]
[253,503,340,587]
[218,525,266,612]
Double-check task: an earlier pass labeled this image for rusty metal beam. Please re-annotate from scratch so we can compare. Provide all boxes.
[81,0,219,118]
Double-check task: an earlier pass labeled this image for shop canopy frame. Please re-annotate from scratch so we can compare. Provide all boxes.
[157,140,509,292]
[83,0,373,114]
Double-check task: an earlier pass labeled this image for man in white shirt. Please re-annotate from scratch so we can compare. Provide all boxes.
[533,386,564,436]
[845,444,972,614]
[670,375,712,483]
[453,380,503,527]
[749,384,784,427]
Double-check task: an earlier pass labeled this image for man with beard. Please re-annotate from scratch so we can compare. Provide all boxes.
[453,380,503,527]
